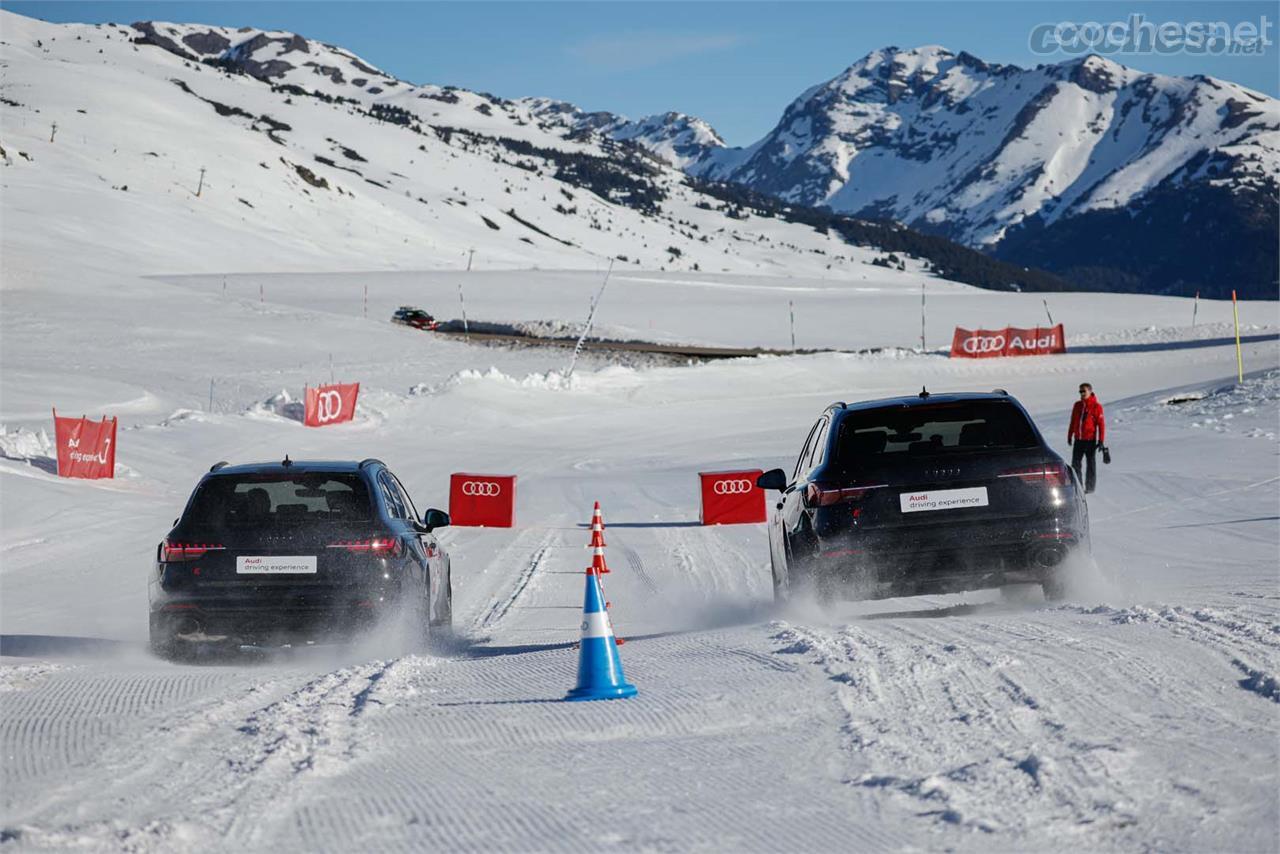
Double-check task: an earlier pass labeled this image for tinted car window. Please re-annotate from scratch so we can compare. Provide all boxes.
[377,472,406,519]
[187,474,372,526]
[794,420,823,480]
[835,400,1039,463]
[812,417,832,468]
[389,472,418,521]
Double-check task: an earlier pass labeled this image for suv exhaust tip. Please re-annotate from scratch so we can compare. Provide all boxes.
[1030,544,1068,569]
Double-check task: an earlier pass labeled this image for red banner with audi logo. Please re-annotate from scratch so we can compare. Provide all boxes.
[52,409,117,479]
[304,382,360,427]
[699,469,766,525]
[950,324,1066,358]
[449,473,516,527]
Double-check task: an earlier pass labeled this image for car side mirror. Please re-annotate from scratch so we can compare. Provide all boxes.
[756,468,788,491]
[421,508,450,532]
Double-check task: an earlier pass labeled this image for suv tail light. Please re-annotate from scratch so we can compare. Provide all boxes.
[328,538,402,557]
[806,482,888,507]
[999,463,1069,486]
[162,541,225,562]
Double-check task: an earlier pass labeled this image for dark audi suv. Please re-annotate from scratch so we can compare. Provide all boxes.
[149,457,452,657]
[758,391,1089,602]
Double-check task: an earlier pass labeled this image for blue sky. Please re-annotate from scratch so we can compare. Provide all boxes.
[5,1,1277,145]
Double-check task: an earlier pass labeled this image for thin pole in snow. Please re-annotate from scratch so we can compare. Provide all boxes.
[222,276,226,298]
[259,282,263,304]
[567,258,614,379]
[458,284,469,341]
[1232,289,1243,383]
[49,121,57,143]
[789,300,797,353]
[1192,290,1199,328]
[363,284,368,319]
[1042,298,1054,326]
[920,281,927,351]
[208,378,215,412]
[196,166,206,198]
[458,249,474,341]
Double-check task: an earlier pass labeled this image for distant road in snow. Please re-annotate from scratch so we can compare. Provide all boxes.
[1070,332,1279,354]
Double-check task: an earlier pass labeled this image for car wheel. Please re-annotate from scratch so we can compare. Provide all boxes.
[148,614,178,660]
[770,545,787,602]
[1040,572,1068,602]
[787,526,834,605]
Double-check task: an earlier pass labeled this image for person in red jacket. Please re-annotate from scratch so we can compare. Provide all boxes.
[1068,382,1106,493]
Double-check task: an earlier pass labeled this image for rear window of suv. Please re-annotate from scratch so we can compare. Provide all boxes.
[186,473,373,527]
[835,400,1039,462]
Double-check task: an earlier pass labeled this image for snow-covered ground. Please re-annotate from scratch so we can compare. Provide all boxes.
[2,229,1278,850]
[3,9,1279,852]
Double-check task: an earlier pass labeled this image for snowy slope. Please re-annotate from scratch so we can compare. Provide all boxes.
[0,11,929,280]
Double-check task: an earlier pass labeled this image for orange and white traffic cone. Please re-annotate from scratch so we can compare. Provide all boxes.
[588,544,611,575]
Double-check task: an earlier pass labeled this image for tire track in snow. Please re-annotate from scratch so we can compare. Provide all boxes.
[771,608,1278,848]
[617,540,660,595]
[663,524,766,601]
[237,631,900,853]
[1054,602,1280,704]
[771,620,1141,838]
[472,529,558,633]
[2,659,416,849]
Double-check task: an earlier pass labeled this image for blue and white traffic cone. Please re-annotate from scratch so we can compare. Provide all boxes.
[565,572,636,701]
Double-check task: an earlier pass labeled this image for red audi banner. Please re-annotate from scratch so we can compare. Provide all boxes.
[950,324,1067,358]
[304,382,359,427]
[449,473,516,527]
[699,469,766,525]
[52,409,117,479]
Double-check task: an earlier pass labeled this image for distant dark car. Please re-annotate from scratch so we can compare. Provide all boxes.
[758,391,1089,602]
[149,458,452,657]
[392,305,438,330]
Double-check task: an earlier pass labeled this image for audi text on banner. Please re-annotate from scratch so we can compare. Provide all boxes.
[950,325,1066,359]
[304,383,360,427]
[448,473,516,527]
[51,409,117,479]
[699,469,766,525]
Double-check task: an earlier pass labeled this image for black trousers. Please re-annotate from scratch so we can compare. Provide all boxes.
[1071,439,1098,493]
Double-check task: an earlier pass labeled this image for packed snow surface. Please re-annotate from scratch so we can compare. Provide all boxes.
[2,239,1277,851]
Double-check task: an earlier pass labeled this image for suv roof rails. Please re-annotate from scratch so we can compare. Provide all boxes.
[991,388,1009,395]
[826,401,847,410]
[209,461,230,472]
[358,458,385,469]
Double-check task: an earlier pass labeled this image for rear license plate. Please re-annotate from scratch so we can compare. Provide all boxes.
[900,487,989,513]
[236,556,317,574]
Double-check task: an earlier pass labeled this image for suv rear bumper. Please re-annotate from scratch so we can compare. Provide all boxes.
[149,585,407,643]
[811,517,1087,598]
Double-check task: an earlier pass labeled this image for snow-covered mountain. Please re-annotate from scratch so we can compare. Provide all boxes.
[539,46,1280,297]
[3,14,1273,296]
[5,12,1018,289]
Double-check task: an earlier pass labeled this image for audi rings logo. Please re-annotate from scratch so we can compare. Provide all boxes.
[316,390,344,423]
[462,480,501,497]
[713,479,754,495]
[962,335,1006,354]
